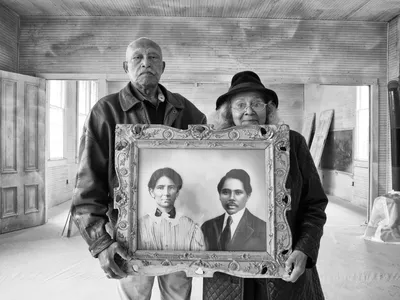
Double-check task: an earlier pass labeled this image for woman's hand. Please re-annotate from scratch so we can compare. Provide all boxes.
[282,250,307,282]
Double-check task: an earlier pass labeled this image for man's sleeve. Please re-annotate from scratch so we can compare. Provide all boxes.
[292,132,328,268]
[71,122,114,258]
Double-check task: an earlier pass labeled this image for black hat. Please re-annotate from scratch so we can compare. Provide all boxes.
[216,71,279,110]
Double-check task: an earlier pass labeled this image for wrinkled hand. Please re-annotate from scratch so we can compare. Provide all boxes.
[98,242,129,279]
[282,250,307,283]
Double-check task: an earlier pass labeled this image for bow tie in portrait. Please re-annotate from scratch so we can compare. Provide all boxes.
[155,207,176,219]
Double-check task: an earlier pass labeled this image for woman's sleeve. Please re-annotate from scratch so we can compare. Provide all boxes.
[292,131,328,268]
[191,224,206,251]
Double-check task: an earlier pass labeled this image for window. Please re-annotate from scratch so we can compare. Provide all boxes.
[77,81,98,153]
[48,81,65,159]
[355,86,370,161]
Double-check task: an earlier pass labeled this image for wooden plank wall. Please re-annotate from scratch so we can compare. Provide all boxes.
[108,80,304,131]
[19,17,386,83]
[0,4,19,73]
[17,16,390,198]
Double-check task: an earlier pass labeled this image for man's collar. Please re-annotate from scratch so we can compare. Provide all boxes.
[224,207,246,225]
[119,82,184,112]
[134,85,165,103]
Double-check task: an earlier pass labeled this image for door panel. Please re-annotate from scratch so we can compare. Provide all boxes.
[0,70,46,234]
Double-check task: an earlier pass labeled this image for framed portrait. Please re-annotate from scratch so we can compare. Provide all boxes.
[113,124,292,278]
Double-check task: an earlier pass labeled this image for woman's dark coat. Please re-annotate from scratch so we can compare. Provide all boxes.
[203,130,328,300]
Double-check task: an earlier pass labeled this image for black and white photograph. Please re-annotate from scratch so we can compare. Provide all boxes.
[1,1,400,300]
[136,148,267,252]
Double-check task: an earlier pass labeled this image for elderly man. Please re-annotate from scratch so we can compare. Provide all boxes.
[71,37,206,300]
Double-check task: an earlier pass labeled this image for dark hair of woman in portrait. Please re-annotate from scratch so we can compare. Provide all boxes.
[204,71,328,300]
[147,167,183,191]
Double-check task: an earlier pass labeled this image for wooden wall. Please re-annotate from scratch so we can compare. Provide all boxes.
[107,80,304,131]
[16,16,390,205]
[19,17,387,84]
[0,4,19,72]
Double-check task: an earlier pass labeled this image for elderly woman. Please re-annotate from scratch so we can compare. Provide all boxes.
[204,71,328,300]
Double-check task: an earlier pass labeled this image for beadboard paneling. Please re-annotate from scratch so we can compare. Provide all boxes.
[1,0,400,22]
[19,17,386,85]
[107,80,304,131]
[0,4,19,72]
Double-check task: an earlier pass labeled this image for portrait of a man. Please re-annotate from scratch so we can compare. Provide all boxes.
[201,169,266,251]
[138,167,205,251]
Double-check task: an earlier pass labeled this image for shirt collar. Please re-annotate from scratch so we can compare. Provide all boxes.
[119,82,181,112]
[134,85,165,103]
[224,207,246,226]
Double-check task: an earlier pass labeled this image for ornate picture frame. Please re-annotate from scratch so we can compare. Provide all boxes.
[114,124,292,278]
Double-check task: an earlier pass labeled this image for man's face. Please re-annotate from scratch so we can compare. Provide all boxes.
[125,39,165,88]
[149,176,179,210]
[219,178,249,215]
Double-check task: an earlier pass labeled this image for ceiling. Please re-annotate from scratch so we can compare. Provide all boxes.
[0,0,399,22]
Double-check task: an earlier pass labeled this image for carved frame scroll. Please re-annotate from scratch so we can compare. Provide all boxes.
[114,124,292,278]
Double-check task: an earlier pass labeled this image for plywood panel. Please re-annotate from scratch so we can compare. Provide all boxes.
[310,109,334,168]
[24,83,39,171]
[301,112,316,147]
[1,79,17,173]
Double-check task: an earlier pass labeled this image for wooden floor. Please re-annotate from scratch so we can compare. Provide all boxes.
[0,195,399,300]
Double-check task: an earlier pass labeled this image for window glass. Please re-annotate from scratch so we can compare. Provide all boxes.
[355,86,369,161]
[77,81,98,154]
[48,81,65,159]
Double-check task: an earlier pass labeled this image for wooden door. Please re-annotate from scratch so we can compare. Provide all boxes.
[0,71,46,234]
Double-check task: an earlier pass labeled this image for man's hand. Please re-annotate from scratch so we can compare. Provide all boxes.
[98,242,129,279]
[282,250,307,283]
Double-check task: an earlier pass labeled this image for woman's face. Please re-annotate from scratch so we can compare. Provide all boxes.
[149,176,179,210]
[230,91,267,126]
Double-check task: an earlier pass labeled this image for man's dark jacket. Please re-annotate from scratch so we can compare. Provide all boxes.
[201,208,266,251]
[71,82,206,257]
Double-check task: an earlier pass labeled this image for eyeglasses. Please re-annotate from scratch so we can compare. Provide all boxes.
[232,101,267,112]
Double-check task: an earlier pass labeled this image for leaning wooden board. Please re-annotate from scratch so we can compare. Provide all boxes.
[309,109,334,168]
